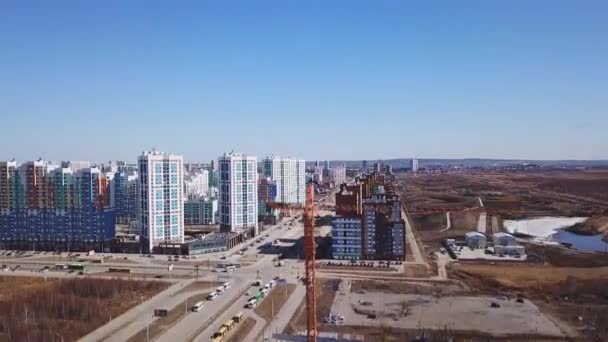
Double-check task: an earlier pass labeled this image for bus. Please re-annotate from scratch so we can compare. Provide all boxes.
[192,301,205,312]
[222,319,235,331]
[213,326,227,339]
[67,263,84,270]
[222,282,231,290]
[233,312,244,323]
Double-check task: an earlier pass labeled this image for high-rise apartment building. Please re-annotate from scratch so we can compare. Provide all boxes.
[0,160,115,251]
[138,151,184,252]
[184,169,209,199]
[113,170,139,226]
[263,156,306,205]
[218,152,258,236]
[184,197,218,225]
[258,176,278,217]
[329,166,346,186]
[373,162,382,173]
[331,172,406,260]
[0,161,17,212]
[411,159,419,172]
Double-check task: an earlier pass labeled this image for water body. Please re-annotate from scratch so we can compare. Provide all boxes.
[504,217,587,237]
[504,217,607,253]
[552,229,607,254]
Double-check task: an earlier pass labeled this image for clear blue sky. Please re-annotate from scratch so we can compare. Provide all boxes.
[1,1,607,162]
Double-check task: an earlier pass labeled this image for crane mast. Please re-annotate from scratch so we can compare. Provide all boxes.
[303,182,317,342]
[266,181,318,341]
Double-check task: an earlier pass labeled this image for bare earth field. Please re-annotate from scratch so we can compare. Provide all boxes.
[225,317,255,342]
[254,284,296,322]
[396,170,608,220]
[313,278,570,341]
[450,263,608,340]
[284,279,340,335]
[0,276,167,342]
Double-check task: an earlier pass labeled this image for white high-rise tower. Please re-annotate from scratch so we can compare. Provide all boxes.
[263,156,306,204]
[138,151,184,252]
[218,152,258,236]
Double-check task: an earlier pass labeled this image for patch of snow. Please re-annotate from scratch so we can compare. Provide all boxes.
[503,217,588,238]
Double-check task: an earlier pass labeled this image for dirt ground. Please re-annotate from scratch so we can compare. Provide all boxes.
[320,325,567,342]
[350,280,467,296]
[409,210,482,255]
[284,279,340,334]
[225,317,255,342]
[174,281,215,295]
[254,284,296,322]
[449,263,608,340]
[0,276,167,342]
[396,170,608,219]
[522,242,608,267]
[566,215,608,236]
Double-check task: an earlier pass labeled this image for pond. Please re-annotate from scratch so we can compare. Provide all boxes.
[551,229,607,254]
[504,216,607,253]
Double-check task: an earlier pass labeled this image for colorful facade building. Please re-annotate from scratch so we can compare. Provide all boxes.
[0,159,115,252]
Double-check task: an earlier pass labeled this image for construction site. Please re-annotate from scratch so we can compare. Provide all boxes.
[277,169,608,341]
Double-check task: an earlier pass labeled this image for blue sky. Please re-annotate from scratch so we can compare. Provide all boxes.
[1,1,607,162]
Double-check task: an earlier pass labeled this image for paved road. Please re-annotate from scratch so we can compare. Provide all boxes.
[269,281,306,334]
[402,207,427,266]
[439,212,451,232]
[477,197,484,207]
[79,279,196,342]
[477,211,487,234]
[158,217,309,342]
[433,252,451,280]
[158,275,250,342]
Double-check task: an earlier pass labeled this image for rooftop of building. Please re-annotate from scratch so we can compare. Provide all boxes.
[465,231,486,238]
[140,150,183,158]
[493,232,515,238]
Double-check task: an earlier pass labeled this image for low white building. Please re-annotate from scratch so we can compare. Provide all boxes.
[465,231,487,249]
[494,245,526,257]
[493,232,517,246]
